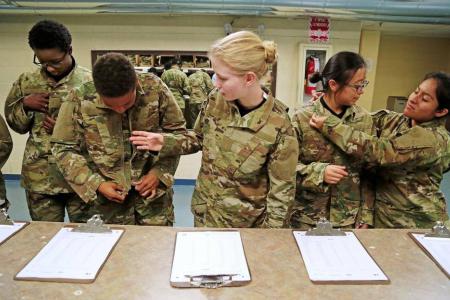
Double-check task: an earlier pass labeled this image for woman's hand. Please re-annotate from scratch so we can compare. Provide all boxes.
[309,114,328,130]
[324,165,348,185]
[130,131,164,151]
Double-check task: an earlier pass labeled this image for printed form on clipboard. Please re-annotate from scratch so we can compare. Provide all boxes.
[170,231,251,288]
[15,215,124,283]
[409,221,450,279]
[293,219,389,284]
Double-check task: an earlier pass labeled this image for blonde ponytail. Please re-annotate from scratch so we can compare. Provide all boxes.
[209,31,277,79]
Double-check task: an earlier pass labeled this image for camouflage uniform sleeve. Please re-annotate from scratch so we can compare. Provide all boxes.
[264,120,299,228]
[292,113,329,192]
[159,97,206,158]
[0,115,13,203]
[322,115,440,167]
[358,171,375,226]
[4,74,33,134]
[51,97,106,203]
[183,73,192,96]
[149,81,187,188]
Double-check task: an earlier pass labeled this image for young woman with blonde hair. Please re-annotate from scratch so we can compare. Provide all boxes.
[130,31,298,228]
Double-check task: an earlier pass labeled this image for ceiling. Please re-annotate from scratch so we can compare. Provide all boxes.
[1,1,449,36]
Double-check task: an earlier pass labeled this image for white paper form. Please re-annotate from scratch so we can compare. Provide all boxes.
[16,227,123,281]
[170,231,251,286]
[411,233,450,277]
[0,222,27,245]
[293,231,388,282]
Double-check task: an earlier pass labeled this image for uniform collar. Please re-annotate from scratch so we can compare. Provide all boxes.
[39,62,78,87]
[415,116,447,128]
[227,92,275,131]
[315,96,360,120]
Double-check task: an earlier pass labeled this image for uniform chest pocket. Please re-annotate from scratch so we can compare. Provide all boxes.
[234,143,268,177]
[132,103,159,131]
[217,134,268,178]
[83,115,122,168]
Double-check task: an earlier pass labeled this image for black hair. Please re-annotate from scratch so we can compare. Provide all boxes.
[93,53,137,97]
[309,51,366,92]
[423,72,450,111]
[28,20,72,52]
[148,67,158,75]
[164,61,172,70]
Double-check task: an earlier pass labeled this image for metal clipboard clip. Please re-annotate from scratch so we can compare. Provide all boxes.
[424,221,450,238]
[0,208,13,225]
[72,214,112,233]
[305,217,346,236]
[186,274,237,288]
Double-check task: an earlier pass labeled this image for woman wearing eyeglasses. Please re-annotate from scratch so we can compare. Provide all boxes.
[289,51,374,229]
[310,72,450,228]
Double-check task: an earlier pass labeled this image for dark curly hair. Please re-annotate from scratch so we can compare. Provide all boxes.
[93,53,137,97]
[28,20,72,52]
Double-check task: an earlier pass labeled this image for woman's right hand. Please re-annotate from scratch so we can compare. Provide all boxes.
[324,165,348,184]
[129,131,164,151]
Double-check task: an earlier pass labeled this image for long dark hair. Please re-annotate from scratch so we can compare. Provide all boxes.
[309,51,366,92]
[422,72,450,131]
[423,72,450,111]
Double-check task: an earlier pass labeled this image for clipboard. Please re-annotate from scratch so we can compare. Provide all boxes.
[170,230,252,288]
[293,218,390,284]
[0,208,29,246]
[14,215,125,283]
[409,221,450,279]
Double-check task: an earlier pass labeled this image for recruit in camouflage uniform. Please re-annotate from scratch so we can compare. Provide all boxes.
[0,115,13,210]
[188,70,214,128]
[319,110,450,228]
[4,65,91,221]
[52,73,186,225]
[161,68,191,115]
[159,89,298,228]
[289,99,375,229]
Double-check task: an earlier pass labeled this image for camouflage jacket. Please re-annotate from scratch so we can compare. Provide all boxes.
[161,68,191,109]
[188,70,214,104]
[321,110,450,228]
[160,89,298,228]
[4,65,91,194]
[0,115,13,201]
[51,73,186,203]
[292,100,375,227]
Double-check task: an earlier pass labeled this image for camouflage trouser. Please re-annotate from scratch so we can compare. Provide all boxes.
[188,102,202,130]
[0,174,8,210]
[134,188,174,226]
[0,198,9,210]
[288,205,355,229]
[76,187,175,226]
[26,191,88,222]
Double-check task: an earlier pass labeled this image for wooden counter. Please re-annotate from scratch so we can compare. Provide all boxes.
[1,222,448,299]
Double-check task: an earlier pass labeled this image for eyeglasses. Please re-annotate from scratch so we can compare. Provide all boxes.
[33,52,67,68]
[347,80,369,92]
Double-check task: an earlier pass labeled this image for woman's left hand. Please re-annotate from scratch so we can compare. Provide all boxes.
[130,131,164,151]
[309,114,327,130]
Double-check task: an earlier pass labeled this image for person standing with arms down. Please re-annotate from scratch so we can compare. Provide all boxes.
[0,115,13,210]
[4,20,91,222]
[289,52,374,229]
[161,59,191,124]
[310,72,450,228]
[188,69,214,128]
[131,31,298,228]
[52,53,186,225]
